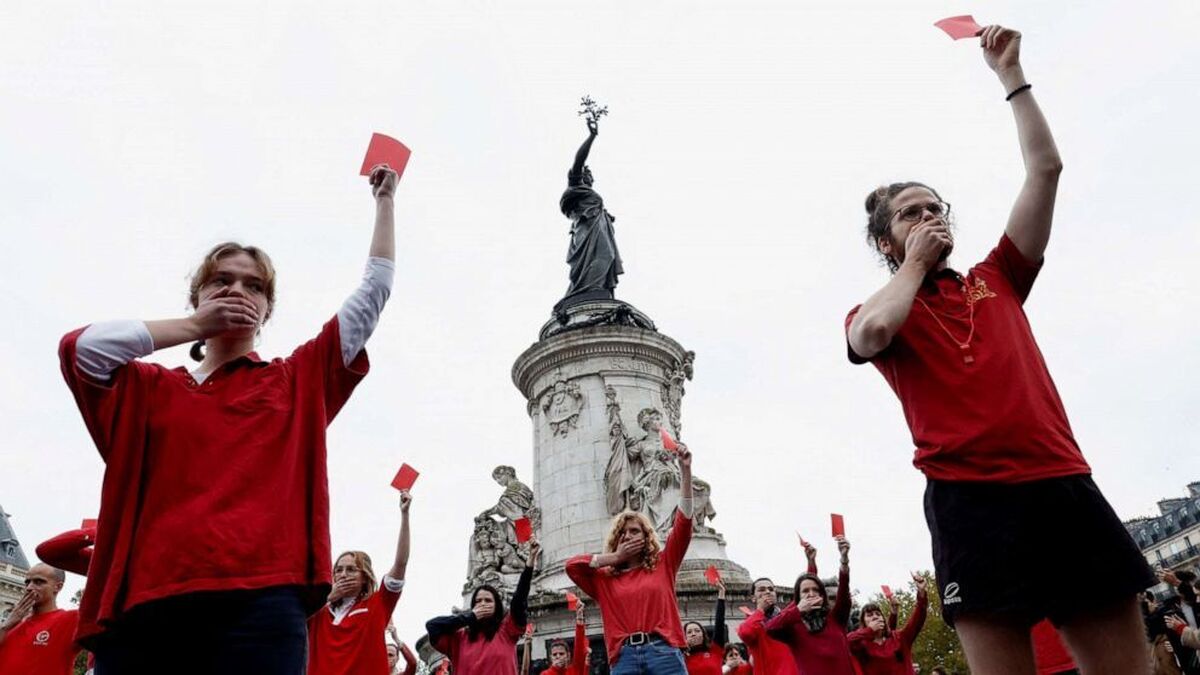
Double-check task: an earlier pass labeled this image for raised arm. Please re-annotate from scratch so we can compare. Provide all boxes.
[713,579,728,646]
[899,575,929,647]
[832,537,851,626]
[368,165,398,261]
[573,605,589,672]
[980,26,1063,263]
[571,121,598,175]
[399,642,418,675]
[510,540,539,627]
[388,491,412,581]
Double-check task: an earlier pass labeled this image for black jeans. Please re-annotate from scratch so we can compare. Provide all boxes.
[93,586,308,675]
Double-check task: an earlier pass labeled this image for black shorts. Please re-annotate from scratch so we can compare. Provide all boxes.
[924,474,1155,628]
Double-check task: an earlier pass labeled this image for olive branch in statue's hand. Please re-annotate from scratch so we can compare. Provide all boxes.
[578,96,608,134]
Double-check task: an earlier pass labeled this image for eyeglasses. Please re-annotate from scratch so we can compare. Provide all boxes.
[890,200,951,224]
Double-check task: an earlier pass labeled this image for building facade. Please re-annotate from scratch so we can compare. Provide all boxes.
[0,505,32,622]
[1125,482,1200,585]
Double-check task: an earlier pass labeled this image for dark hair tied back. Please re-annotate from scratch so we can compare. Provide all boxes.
[863,181,943,273]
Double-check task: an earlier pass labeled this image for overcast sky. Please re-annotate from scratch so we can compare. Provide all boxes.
[2,0,1198,646]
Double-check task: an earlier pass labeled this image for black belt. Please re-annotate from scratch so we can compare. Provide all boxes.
[622,632,664,646]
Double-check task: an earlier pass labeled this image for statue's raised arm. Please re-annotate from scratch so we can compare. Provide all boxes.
[571,119,598,177]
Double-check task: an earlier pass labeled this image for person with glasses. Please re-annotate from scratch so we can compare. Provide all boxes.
[844,24,1154,674]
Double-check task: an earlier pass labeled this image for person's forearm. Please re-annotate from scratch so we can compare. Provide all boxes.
[572,135,596,173]
[998,67,1062,177]
[590,552,624,568]
[370,197,396,261]
[389,510,410,580]
[849,262,925,357]
[145,317,204,351]
[511,567,533,625]
[680,464,693,502]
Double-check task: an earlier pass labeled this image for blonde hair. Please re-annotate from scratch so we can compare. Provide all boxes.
[335,550,378,602]
[188,242,277,319]
[604,511,662,571]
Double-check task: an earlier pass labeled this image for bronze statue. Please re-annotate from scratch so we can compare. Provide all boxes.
[556,97,623,318]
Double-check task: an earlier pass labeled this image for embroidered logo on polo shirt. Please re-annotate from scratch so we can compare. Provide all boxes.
[942,582,962,605]
[34,630,51,646]
[965,278,997,306]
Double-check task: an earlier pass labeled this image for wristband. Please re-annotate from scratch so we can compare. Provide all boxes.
[1006,83,1032,101]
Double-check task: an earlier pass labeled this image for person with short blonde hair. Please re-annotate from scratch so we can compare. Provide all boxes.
[566,445,695,674]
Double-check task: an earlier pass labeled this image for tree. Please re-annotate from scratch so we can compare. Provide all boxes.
[865,570,969,673]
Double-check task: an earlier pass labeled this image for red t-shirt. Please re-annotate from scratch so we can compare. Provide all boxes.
[0,609,80,675]
[846,235,1091,483]
[539,622,588,675]
[59,316,368,645]
[1031,619,1075,674]
[308,586,402,675]
[846,591,927,675]
[685,642,725,675]
[432,613,523,675]
[736,609,797,675]
[565,510,693,664]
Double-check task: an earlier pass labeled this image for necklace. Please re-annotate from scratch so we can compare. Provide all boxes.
[915,281,976,364]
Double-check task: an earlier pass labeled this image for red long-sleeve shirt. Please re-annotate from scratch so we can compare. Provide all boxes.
[36,528,95,576]
[765,565,856,675]
[539,621,588,675]
[737,609,798,675]
[847,590,928,675]
[565,510,693,664]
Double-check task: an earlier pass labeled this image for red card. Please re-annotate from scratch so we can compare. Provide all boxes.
[705,565,721,585]
[882,585,893,600]
[360,133,412,179]
[391,463,419,491]
[514,517,533,543]
[659,426,679,452]
[738,606,753,617]
[566,592,579,611]
[934,15,983,40]
[797,531,808,548]
[81,519,98,530]
[831,513,845,538]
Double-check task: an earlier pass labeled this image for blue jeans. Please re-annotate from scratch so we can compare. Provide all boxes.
[93,586,308,675]
[611,639,687,675]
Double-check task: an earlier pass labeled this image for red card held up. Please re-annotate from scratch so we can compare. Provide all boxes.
[659,426,679,452]
[81,519,98,530]
[882,585,893,599]
[831,513,845,538]
[934,15,984,40]
[705,565,721,585]
[360,133,412,179]
[391,463,420,492]
[514,517,533,543]
[738,606,754,617]
[566,591,579,611]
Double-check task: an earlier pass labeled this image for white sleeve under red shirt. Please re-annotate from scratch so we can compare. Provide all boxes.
[307,576,404,675]
[565,509,693,665]
[59,263,386,647]
[0,608,80,675]
[845,234,1090,483]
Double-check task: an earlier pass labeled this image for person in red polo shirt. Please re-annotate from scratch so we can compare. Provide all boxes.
[308,490,412,675]
[847,573,929,675]
[58,164,400,674]
[426,540,539,675]
[566,445,694,675]
[684,576,729,675]
[765,536,857,675]
[844,25,1154,675]
[0,563,80,675]
[541,602,589,675]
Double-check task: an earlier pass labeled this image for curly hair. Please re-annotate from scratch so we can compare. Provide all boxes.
[604,511,662,572]
[863,182,947,273]
[334,550,378,603]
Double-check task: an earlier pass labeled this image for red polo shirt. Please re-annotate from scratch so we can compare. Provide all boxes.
[846,235,1090,483]
[0,609,80,675]
[736,608,798,675]
[308,586,401,675]
[59,316,367,646]
[565,510,693,664]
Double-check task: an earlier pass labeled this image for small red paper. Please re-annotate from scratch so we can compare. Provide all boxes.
[797,531,808,547]
[831,513,845,538]
[514,517,533,543]
[705,565,721,585]
[738,606,753,617]
[81,519,98,530]
[360,133,412,179]
[391,463,419,491]
[659,426,679,452]
[882,585,893,600]
[566,592,579,611]
[934,15,984,40]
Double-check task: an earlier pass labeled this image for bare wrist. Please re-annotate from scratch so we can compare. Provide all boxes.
[997,66,1027,93]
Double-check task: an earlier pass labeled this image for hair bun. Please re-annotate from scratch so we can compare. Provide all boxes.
[189,340,205,362]
[864,188,885,214]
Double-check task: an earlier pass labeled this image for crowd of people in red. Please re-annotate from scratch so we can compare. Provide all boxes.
[1,23,1194,675]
